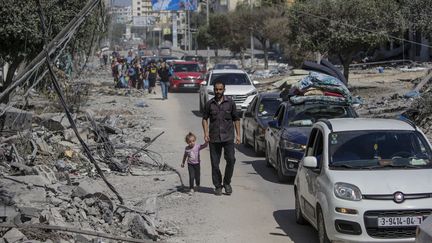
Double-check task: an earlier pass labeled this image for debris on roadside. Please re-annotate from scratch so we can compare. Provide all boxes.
[0,67,183,242]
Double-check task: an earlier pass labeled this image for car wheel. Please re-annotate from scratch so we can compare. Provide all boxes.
[318,209,331,243]
[295,190,307,225]
[253,135,264,157]
[277,152,289,183]
[265,144,272,168]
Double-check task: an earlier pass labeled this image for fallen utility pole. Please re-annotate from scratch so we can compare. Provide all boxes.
[0,0,101,103]
[0,223,156,243]
[36,0,124,204]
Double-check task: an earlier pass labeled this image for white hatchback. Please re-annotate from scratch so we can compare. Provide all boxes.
[294,118,432,243]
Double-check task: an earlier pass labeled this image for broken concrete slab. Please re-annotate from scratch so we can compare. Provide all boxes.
[36,113,71,132]
[0,104,32,133]
[2,228,27,242]
[130,214,158,240]
[33,165,57,184]
[0,205,18,223]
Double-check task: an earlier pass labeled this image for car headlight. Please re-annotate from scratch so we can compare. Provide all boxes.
[247,90,258,96]
[173,75,181,80]
[281,140,306,151]
[334,182,362,201]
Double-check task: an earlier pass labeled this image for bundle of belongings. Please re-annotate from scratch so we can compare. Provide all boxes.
[283,71,352,105]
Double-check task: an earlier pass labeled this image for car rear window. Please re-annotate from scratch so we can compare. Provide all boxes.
[285,104,352,127]
[210,73,251,85]
[174,63,200,72]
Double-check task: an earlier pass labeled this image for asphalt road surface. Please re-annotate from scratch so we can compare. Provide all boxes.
[148,91,319,243]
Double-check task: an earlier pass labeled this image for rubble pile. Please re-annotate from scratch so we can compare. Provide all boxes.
[405,77,432,138]
[0,70,182,242]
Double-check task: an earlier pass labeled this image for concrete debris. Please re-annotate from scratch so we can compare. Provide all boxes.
[35,113,71,132]
[0,67,183,242]
[2,228,27,242]
[130,214,158,241]
[0,104,33,133]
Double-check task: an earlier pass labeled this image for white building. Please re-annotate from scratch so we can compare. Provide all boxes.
[111,5,133,24]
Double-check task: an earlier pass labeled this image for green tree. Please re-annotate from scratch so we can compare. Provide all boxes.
[401,0,432,35]
[232,5,287,69]
[289,0,403,82]
[0,0,105,102]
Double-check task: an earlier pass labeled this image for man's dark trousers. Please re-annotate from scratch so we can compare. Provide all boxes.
[209,141,235,189]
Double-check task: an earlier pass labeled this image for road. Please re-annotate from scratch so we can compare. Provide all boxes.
[147,91,319,243]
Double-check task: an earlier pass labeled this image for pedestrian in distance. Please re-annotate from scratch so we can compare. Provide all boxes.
[158,61,171,100]
[181,132,208,194]
[202,80,241,196]
[146,61,158,94]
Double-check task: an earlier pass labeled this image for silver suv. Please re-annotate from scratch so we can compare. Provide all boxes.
[294,118,432,243]
[199,69,258,112]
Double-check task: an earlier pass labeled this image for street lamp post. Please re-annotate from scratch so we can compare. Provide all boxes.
[206,0,210,66]
[249,0,254,69]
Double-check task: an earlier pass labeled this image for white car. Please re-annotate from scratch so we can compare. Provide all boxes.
[294,118,432,243]
[199,69,258,112]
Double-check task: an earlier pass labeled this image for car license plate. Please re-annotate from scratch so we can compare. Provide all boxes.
[378,216,423,227]
[184,84,195,87]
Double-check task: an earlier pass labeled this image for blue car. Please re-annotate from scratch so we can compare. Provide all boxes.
[265,101,358,182]
[242,92,282,156]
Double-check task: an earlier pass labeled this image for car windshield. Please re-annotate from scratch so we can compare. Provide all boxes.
[183,56,204,62]
[210,73,251,85]
[285,104,351,127]
[258,98,282,117]
[214,64,238,69]
[173,63,200,72]
[329,130,432,169]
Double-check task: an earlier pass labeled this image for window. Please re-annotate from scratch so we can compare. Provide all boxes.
[329,130,432,169]
[257,98,282,117]
[173,63,200,72]
[209,73,251,85]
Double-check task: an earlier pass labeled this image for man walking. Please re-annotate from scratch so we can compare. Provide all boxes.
[202,80,241,196]
[157,61,170,100]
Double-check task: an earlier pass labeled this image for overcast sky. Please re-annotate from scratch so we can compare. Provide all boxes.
[113,0,131,6]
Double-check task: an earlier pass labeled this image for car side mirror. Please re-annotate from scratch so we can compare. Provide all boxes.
[303,156,318,169]
[244,111,252,118]
[268,120,278,129]
[253,80,259,85]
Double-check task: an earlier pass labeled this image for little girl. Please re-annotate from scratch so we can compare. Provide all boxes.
[182,132,208,193]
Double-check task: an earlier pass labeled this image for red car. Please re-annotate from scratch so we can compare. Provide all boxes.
[169,61,205,92]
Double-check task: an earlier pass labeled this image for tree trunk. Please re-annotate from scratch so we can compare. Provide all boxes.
[240,51,245,69]
[338,53,353,84]
[1,57,23,103]
[263,39,269,70]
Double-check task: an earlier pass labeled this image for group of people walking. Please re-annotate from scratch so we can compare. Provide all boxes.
[110,51,172,100]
